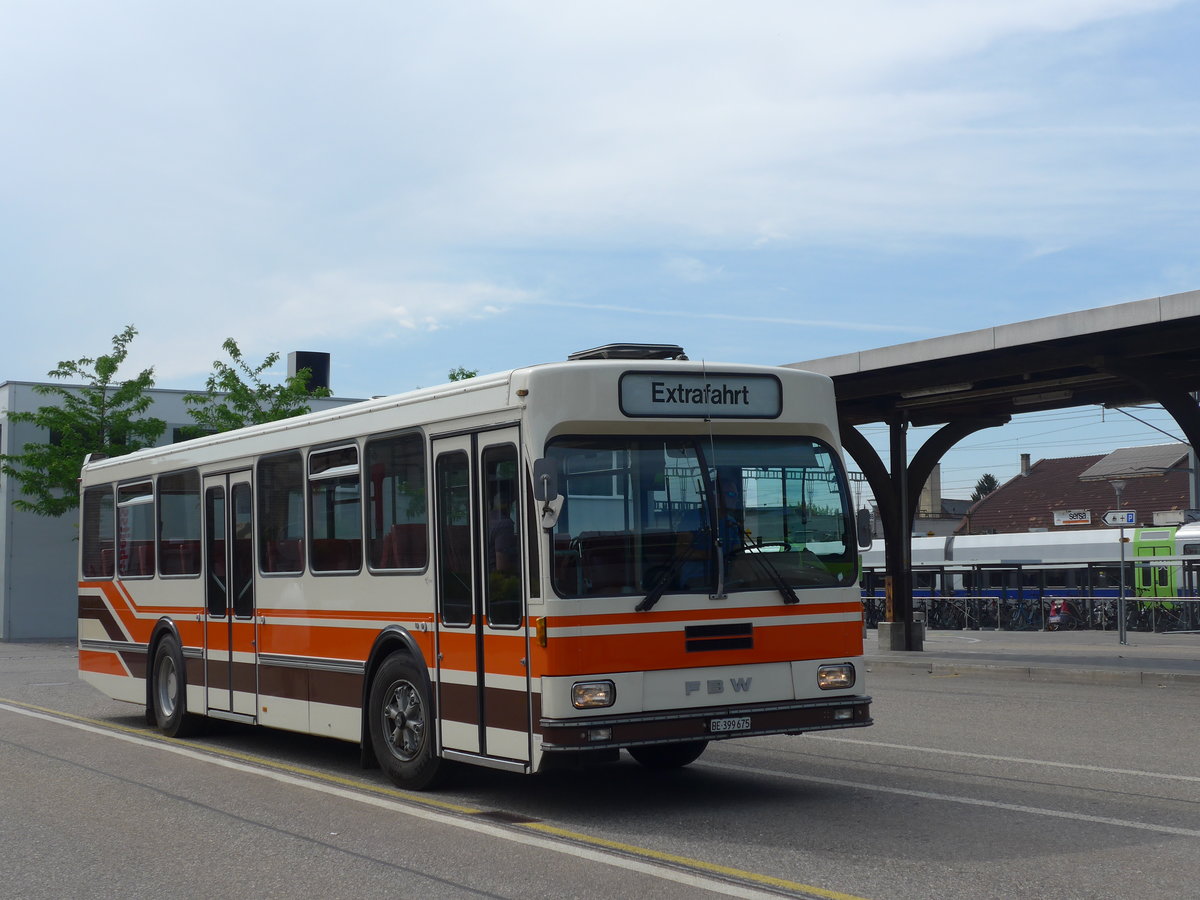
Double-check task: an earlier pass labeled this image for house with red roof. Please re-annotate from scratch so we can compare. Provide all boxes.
[957,444,1193,534]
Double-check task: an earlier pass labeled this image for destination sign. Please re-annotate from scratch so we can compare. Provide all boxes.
[619,372,782,419]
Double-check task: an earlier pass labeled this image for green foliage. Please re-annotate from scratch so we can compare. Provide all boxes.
[447,366,478,382]
[971,472,1000,502]
[0,325,165,517]
[183,338,332,435]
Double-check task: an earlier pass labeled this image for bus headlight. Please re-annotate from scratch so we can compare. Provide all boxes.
[817,664,855,690]
[572,681,616,709]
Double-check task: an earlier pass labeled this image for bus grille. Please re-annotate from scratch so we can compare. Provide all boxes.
[685,622,753,652]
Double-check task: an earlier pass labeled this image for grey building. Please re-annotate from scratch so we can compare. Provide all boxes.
[1,379,356,641]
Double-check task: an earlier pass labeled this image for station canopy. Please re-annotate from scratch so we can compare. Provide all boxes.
[788,290,1200,429]
[786,289,1200,650]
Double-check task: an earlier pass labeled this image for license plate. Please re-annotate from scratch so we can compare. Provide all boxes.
[709,716,751,733]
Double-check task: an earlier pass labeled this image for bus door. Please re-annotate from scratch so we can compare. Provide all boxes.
[203,471,258,718]
[432,427,531,767]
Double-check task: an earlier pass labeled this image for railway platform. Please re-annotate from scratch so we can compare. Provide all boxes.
[865,627,1200,688]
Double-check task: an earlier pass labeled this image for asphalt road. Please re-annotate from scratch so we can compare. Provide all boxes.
[3,642,1198,899]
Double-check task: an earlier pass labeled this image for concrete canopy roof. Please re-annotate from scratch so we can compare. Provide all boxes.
[789,290,1200,427]
[1077,442,1189,481]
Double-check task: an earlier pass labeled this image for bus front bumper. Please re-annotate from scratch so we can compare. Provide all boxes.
[538,695,872,752]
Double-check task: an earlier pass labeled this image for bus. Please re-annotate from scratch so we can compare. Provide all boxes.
[77,344,871,789]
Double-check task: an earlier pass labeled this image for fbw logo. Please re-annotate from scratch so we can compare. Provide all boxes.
[685,677,753,696]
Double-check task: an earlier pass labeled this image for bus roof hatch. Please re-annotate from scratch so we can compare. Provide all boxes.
[568,343,688,361]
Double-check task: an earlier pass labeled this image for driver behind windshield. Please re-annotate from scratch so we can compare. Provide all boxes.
[676,471,747,589]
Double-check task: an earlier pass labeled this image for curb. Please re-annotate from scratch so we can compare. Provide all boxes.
[865,659,1200,689]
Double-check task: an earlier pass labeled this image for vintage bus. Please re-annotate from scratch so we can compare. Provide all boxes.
[78,344,871,790]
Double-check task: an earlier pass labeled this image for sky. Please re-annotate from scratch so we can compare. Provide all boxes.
[3,1,1198,500]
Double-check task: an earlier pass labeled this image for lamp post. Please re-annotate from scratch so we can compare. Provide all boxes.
[1111,479,1128,645]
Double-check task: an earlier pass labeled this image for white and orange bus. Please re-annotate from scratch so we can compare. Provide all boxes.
[78,344,871,789]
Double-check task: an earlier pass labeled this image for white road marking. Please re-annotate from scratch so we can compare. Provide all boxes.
[700,760,1200,838]
[0,702,833,900]
[808,734,1200,784]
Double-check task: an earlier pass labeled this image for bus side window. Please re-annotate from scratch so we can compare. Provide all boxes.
[366,433,428,571]
[436,452,473,626]
[117,482,155,578]
[308,445,362,573]
[158,469,201,576]
[82,485,115,578]
[258,451,305,574]
[483,444,521,627]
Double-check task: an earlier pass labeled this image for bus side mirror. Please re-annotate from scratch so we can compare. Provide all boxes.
[856,509,873,550]
[533,458,563,529]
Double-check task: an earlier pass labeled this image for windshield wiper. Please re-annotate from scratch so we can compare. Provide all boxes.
[639,539,802,611]
[730,540,800,605]
[635,549,690,612]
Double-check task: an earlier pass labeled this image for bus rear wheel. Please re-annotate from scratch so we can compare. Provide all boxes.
[368,653,444,791]
[627,740,708,769]
[150,635,203,738]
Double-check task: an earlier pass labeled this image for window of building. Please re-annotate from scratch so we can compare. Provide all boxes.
[172,426,216,443]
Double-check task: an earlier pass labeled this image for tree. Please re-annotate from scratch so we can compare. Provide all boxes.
[183,338,332,435]
[971,473,999,502]
[0,325,165,517]
[447,366,478,382]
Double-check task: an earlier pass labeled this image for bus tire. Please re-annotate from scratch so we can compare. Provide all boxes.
[368,653,443,791]
[151,635,203,738]
[628,740,708,769]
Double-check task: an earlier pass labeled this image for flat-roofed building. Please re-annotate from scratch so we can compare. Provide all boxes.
[1,381,357,641]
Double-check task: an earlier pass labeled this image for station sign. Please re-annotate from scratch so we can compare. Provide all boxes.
[1052,509,1092,526]
[1103,509,1136,526]
[619,372,782,419]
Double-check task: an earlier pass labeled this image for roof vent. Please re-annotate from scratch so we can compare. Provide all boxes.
[289,351,331,392]
[568,343,688,361]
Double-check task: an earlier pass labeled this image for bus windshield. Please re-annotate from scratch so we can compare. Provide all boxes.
[546,435,856,599]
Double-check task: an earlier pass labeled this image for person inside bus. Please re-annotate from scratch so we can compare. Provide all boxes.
[488,492,518,574]
[676,475,747,589]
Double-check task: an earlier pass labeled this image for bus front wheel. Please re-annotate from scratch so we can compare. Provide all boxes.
[627,740,708,769]
[368,653,444,790]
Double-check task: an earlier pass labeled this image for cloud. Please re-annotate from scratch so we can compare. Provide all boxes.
[5,0,1188,258]
[664,256,724,284]
[131,273,532,381]
[519,298,931,335]
[1,0,1194,388]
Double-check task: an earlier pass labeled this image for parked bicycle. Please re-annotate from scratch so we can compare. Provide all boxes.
[1001,597,1046,631]
[1047,598,1086,631]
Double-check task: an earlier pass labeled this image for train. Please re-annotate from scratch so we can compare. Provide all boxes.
[859,523,1200,631]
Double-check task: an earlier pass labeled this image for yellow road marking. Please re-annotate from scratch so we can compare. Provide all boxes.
[2,698,871,900]
[523,822,870,900]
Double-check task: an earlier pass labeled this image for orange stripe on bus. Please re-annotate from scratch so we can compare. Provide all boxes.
[541,620,863,676]
[79,648,129,677]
